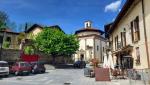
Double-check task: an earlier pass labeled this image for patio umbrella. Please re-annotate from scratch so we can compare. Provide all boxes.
[103,53,108,68]
[107,52,114,69]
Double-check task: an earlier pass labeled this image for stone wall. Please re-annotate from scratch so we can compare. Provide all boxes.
[1,49,73,64]
[1,49,20,62]
[1,49,51,63]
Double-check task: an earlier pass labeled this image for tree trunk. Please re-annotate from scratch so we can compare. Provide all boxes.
[52,55,56,65]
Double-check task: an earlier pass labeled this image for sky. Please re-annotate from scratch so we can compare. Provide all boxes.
[0,0,126,34]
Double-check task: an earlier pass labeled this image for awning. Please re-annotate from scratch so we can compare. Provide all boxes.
[112,45,133,54]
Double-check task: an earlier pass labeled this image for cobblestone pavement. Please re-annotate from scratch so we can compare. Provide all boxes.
[0,69,146,85]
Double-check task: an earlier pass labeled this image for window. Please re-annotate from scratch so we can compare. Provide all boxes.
[86,23,88,28]
[136,47,141,65]
[0,36,3,43]
[103,47,105,52]
[130,16,140,42]
[6,37,11,42]
[97,45,99,51]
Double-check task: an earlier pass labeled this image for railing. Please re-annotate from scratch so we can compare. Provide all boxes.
[110,68,150,85]
[126,69,150,85]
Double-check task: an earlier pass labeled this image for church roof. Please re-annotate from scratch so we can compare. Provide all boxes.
[75,27,104,34]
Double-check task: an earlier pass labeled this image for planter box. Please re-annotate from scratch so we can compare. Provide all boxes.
[95,68,110,81]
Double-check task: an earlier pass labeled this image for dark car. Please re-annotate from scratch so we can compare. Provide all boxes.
[73,61,86,68]
[30,62,46,74]
[10,62,32,76]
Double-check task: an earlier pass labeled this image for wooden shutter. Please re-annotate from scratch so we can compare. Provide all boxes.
[130,21,134,42]
[121,32,123,47]
[115,37,116,50]
[136,16,140,40]
[116,36,118,49]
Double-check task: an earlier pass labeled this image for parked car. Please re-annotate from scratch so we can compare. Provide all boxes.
[10,62,32,76]
[84,64,94,77]
[73,61,86,68]
[30,62,46,74]
[0,61,9,76]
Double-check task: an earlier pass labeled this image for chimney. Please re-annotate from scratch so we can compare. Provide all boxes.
[84,21,92,28]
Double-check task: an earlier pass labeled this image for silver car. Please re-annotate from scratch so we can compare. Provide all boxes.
[0,61,9,76]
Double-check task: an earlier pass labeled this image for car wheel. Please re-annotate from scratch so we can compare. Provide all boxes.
[26,72,30,75]
[41,70,45,73]
[5,74,9,77]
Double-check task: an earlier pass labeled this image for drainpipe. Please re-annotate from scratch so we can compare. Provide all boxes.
[141,0,150,68]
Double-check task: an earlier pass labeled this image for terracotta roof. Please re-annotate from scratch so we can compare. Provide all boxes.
[108,0,135,34]
[0,31,19,35]
[27,24,65,33]
[75,27,104,34]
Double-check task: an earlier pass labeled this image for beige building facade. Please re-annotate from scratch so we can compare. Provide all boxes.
[74,21,106,63]
[0,31,19,49]
[105,0,150,69]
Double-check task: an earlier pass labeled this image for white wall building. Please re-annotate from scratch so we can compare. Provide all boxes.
[74,21,106,63]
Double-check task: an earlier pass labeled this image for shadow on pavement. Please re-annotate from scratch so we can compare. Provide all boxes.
[54,64,77,69]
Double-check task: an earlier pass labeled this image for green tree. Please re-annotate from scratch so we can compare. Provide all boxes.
[0,11,8,31]
[24,46,34,55]
[34,27,79,64]
[61,34,79,57]
[2,41,10,49]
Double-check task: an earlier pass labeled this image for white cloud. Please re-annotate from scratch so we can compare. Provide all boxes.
[105,0,122,12]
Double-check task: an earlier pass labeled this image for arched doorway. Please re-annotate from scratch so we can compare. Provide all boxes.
[80,54,84,61]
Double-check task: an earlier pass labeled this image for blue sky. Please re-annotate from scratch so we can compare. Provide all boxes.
[0,0,126,34]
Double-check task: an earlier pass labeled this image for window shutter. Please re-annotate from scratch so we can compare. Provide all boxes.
[136,16,140,40]
[121,32,123,47]
[130,21,134,42]
[115,37,117,50]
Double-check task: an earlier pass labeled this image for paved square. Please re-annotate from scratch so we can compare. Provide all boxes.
[0,69,146,85]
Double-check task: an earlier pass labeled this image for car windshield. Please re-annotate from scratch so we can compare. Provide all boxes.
[0,63,8,67]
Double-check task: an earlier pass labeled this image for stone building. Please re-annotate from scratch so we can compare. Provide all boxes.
[0,30,19,49]
[74,21,106,63]
[105,0,150,69]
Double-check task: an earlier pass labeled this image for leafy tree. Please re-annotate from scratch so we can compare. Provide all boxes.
[24,46,34,55]
[34,27,79,64]
[0,11,8,31]
[2,41,10,49]
[61,34,79,57]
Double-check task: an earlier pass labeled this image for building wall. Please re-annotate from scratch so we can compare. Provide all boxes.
[144,0,150,68]
[0,32,19,49]
[74,31,106,63]
[27,27,42,39]
[111,0,148,69]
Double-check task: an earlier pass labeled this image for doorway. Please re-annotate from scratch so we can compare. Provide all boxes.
[80,54,84,61]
